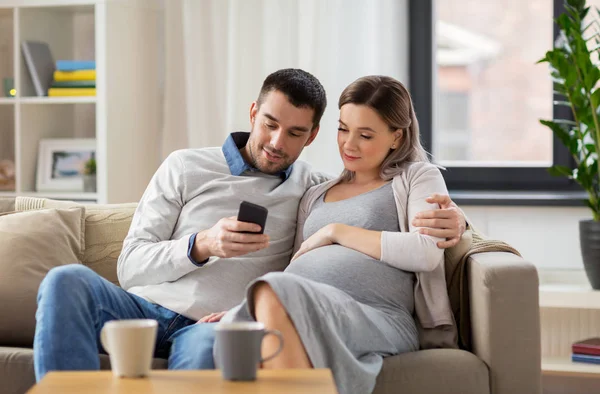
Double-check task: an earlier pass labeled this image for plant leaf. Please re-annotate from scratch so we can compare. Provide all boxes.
[575,160,593,190]
[553,119,578,126]
[582,5,591,20]
[586,156,598,175]
[553,86,569,96]
[548,165,574,178]
[571,136,580,155]
[542,0,600,215]
[584,198,597,212]
[540,119,579,156]
[584,63,600,90]
[592,87,600,106]
[567,0,585,10]
[586,143,597,153]
[565,3,581,22]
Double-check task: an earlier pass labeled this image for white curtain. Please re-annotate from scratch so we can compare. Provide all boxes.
[162,0,409,174]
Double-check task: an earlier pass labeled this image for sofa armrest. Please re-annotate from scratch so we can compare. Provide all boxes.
[468,252,541,394]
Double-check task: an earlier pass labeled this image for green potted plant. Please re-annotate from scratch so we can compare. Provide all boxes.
[83,156,96,193]
[539,0,600,289]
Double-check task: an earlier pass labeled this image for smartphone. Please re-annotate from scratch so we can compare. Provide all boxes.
[237,201,268,234]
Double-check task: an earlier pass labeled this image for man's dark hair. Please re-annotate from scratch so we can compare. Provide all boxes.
[256,69,327,129]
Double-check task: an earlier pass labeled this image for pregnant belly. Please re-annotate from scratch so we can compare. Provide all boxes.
[286,245,414,312]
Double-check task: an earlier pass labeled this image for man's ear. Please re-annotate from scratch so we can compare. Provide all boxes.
[305,125,320,147]
[249,102,258,125]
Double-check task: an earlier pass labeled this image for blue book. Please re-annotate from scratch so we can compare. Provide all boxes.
[56,60,96,71]
[572,353,600,364]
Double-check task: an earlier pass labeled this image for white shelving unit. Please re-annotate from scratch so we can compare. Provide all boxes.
[542,356,600,379]
[540,284,600,309]
[0,0,162,203]
[20,97,97,104]
[0,190,97,200]
[539,283,600,378]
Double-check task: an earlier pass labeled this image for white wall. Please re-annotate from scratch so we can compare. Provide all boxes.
[462,205,590,270]
[295,0,410,175]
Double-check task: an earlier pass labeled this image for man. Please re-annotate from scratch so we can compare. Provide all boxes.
[34,69,466,379]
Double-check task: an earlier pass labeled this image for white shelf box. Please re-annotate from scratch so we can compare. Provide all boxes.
[542,356,600,378]
[17,4,95,98]
[18,102,95,193]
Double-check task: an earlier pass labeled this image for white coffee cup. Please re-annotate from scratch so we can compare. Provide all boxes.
[100,319,158,378]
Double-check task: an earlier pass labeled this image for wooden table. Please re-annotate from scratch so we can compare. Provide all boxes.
[28,369,338,394]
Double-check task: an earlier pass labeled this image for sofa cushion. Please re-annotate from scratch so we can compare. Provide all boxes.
[0,347,168,394]
[0,208,85,347]
[0,197,15,214]
[15,197,137,285]
[2,348,487,394]
[81,204,136,285]
[0,347,35,394]
[374,349,489,394]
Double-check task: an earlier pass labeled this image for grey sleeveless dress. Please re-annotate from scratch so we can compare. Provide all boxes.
[223,183,419,394]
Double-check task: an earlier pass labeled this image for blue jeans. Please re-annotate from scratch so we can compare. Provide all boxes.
[34,265,217,381]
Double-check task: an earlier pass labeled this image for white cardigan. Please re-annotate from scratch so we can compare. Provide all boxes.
[293,161,459,349]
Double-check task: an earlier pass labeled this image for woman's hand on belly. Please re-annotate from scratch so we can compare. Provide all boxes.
[295,223,384,263]
[291,224,337,262]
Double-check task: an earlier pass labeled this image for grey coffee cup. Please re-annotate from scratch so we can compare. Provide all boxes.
[214,322,284,381]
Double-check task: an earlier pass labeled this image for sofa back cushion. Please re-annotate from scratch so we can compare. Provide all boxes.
[0,207,85,347]
[82,204,136,285]
[0,197,15,214]
[15,197,137,286]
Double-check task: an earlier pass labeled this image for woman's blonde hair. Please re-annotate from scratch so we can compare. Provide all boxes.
[338,75,429,181]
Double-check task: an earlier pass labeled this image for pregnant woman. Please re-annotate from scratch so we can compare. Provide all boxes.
[220,75,456,394]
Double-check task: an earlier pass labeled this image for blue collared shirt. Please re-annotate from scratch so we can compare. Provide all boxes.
[222,132,293,180]
[187,132,293,265]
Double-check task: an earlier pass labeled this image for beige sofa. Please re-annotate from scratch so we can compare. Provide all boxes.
[0,197,541,394]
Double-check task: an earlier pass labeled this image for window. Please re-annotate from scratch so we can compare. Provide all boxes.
[410,0,582,194]
[436,91,470,161]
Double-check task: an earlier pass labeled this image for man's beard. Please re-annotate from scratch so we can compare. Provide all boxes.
[248,142,291,175]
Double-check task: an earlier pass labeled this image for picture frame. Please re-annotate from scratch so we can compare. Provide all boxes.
[36,138,96,192]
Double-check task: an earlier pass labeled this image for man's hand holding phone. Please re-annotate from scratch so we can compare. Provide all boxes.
[191,201,269,261]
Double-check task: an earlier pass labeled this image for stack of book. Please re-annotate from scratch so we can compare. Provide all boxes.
[48,60,96,97]
[572,337,600,364]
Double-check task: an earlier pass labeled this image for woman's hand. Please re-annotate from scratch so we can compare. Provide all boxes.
[197,311,227,324]
[291,224,338,261]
